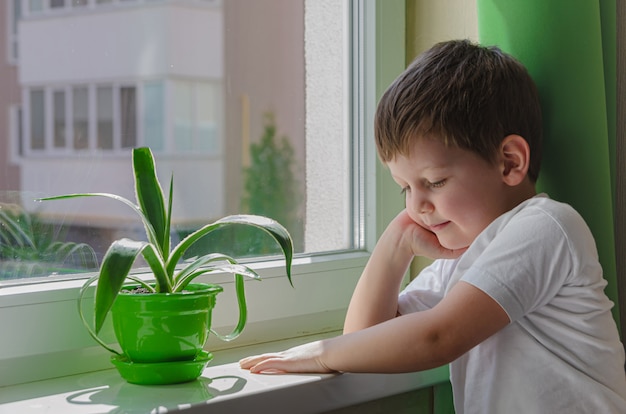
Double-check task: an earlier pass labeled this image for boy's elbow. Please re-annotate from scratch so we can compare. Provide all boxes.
[414,326,469,369]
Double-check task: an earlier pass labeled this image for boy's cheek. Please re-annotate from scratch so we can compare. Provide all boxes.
[404,209,425,228]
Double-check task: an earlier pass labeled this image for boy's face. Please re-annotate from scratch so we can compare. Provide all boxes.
[387,138,512,251]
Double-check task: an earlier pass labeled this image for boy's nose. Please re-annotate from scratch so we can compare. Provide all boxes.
[410,194,433,214]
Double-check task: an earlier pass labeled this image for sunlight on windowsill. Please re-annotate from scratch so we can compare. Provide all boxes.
[0,332,449,414]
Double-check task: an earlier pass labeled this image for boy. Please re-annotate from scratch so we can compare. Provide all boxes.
[239,40,626,413]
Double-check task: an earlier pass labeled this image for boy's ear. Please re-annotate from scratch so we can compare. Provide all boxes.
[499,134,530,186]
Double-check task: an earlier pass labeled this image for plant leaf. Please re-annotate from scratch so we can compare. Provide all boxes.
[125,275,157,292]
[167,214,294,286]
[164,174,174,259]
[94,238,167,333]
[37,193,161,250]
[133,147,168,258]
[174,253,241,287]
[174,256,261,292]
[210,273,248,342]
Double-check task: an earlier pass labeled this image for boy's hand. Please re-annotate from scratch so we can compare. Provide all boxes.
[391,209,466,260]
[239,341,335,374]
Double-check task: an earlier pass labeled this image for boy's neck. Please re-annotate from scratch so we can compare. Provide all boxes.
[506,182,537,210]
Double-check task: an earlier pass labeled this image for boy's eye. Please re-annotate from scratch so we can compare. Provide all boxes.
[427,179,446,188]
[400,186,410,195]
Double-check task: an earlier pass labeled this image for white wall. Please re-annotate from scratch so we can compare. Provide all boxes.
[19,4,222,85]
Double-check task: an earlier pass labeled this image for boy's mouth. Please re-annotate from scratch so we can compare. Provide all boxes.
[428,221,450,232]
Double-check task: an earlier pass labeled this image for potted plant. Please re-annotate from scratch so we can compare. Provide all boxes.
[40,147,293,385]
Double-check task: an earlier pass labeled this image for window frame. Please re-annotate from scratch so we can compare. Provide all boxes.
[0,0,407,388]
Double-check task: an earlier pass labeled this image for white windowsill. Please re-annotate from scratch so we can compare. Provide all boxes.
[0,332,449,414]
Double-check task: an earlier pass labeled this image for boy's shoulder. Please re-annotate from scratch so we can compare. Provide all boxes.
[517,194,587,228]
[506,193,582,227]
[470,193,593,256]
[490,193,596,255]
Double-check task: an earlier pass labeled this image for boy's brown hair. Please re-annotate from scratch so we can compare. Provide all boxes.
[374,39,543,182]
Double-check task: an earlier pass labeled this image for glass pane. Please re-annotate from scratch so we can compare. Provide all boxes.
[29,0,44,12]
[173,81,193,152]
[53,90,66,148]
[72,86,89,150]
[96,86,113,150]
[2,0,353,282]
[11,0,20,35]
[143,82,164,150]
[120,86,137,148]
[10,0,21,60]
[29,90,44,150]
[195,83,219,153]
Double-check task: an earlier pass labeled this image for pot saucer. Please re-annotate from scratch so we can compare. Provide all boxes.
[111,351,213,385]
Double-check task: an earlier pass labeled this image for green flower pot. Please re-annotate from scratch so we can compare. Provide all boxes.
[111,283,223,363]
[78,281,250,384]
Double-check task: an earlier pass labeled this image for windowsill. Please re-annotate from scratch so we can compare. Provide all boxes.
[0,332,449,413]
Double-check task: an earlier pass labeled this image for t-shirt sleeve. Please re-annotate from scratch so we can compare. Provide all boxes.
[461,206,576,322]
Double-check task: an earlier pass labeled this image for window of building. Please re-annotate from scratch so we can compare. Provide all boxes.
[72,86,89,150]
[96,85,113,150]
[7,0,21,62]
[0,0,404,387]
[52,89,66,148]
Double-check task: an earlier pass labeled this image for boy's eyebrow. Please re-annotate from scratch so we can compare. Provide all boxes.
[416,164,449,175]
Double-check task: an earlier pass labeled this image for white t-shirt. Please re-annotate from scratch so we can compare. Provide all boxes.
[398,194,626,414]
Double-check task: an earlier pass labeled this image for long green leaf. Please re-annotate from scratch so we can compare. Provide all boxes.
[173,256,261,291]
[173,253,240,287]
[164,174,174,260]
[133,147,168,257]
[210,273,248,342]
[140,243,171,293]
[94,239,167,333]
[37,193,161,249]
[167,214,294,285]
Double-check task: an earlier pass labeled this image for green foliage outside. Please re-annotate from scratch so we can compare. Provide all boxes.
[239,112,303,255]
[180,112,303,259]
[0,203,98,280]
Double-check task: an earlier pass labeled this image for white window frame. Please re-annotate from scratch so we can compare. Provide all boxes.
[0,0,407,388]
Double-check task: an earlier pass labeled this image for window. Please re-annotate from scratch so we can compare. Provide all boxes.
[96,86,113,150]
[27,89,44,150]
[72,86,89,150]
[7,0,21,63]
[52,89,66,148]
[0,0,406,387]
[120,86,136,148]
[11,0,357,270]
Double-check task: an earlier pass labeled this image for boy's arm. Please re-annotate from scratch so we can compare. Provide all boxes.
[342,216,414,333]
[240,209,481,374]
[344,209,466,333]
[240,281,510,373]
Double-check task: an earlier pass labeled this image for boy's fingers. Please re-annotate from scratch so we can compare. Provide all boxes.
[248,359,287,374]
[239,355,291,374]
[239,354,278,369]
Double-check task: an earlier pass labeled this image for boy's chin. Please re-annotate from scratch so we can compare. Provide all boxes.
[438,238,470,252]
